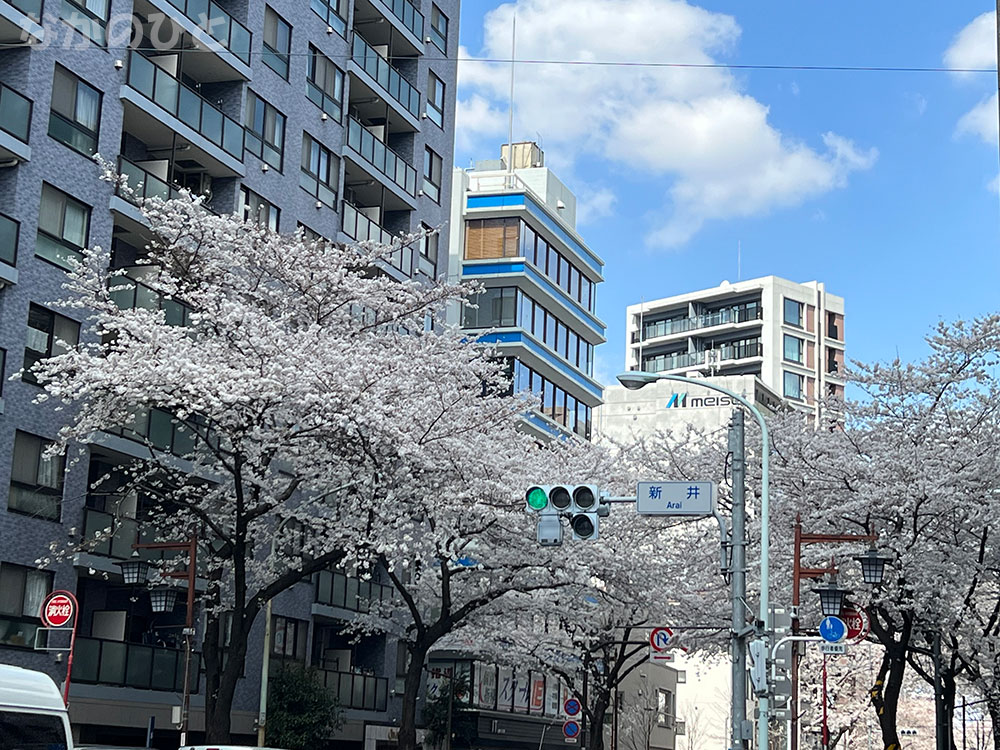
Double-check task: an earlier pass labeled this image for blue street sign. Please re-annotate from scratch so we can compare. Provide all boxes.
[564,698,581,716]
[819,616,847,643]
[563,721,581,739]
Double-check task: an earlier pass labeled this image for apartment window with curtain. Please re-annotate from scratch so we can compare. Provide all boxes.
[427,72,445,127]
[464,218,519,260]
[0,562,54,648]
[60,0,110,45]
[300,133,339,208]
[783,334,803,364]
[271,615,308,661]
[783,371,803,401]
[306,45,344,121]
[422,146,442,202]
[9,431,65,521]
[36,184,90,270]
[244,91,285,171]
[263,6,291,80]
[24,303,80,387]
[239,186,280,231]
[429,4,448,53]
[49,65,101,156]
[310,0,348,37]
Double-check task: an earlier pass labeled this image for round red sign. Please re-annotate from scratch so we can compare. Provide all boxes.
[41,593,75,628]
[842,606,870,642]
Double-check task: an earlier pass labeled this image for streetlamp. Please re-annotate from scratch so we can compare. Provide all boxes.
[854,547,892,586]
[811,578,852,618]
[616,370,771,750]
[116,551,152,586]
[149,585,180,613]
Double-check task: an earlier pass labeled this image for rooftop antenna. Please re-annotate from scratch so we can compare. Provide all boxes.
[506,13,516,176]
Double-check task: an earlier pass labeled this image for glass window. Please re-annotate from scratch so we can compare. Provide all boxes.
[532,306,545,341]
[783,298,803,328]
[554,322,565,358]
[263,6,291,80]
[309,0,348,37]
[9,431,65,521]
[23,303,79,386]
[0,213,18,267]
[427,72,445,128]
[783,335,803,364]
[783,371,803,400]
[60,0,109,46]
[49,65,101,156]
[36,184,90,270]
[429,4,448,53]
[557,255,569,291]
[0,563,52,618]
[518,294,533,331]
[306,45,344,121]
[244,91,285,171]
[567,331,578,366]
[422,146,442,203]
[545,313,555,349]
[547,246,558,279]
[239,186,279,231]
[300,133,339,208]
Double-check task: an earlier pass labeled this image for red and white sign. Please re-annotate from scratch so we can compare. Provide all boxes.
[41,593,75,628]
[842,606,870,643]
[649,627,676,664]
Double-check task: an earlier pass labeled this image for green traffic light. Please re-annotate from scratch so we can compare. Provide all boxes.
[526,487,548,511]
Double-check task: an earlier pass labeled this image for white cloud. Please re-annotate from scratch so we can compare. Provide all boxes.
[457,0,875,248]
[575,186,618,225]
[944,11,996,75]
[956,92,999,145]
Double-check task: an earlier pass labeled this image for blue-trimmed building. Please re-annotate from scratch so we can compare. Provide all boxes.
[448,143,605,441]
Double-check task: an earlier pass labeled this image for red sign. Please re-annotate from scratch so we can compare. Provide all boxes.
[41,593,75,628]
[842,606,870,642]
[649,627,674,651]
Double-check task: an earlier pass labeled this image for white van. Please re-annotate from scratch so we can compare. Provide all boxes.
[0,664,73,750]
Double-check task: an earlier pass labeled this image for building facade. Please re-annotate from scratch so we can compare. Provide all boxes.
[625,276,845,412]
[0,0,459,745]
[448,142,606,441]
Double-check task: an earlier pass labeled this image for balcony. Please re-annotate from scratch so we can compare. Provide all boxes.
[350,34,420,121]
[316,668,388,711]
[360,0,422,47]
[345,116,417,199]
[341,202,412,277]
[134,0,252,80]
[642,341,763,374]
[0,81,32,162]
[109,264,194,326]
[122,51,245,177]
[315,568,394,614]
[74,636,200,693]
[633,304,762,344]
[81,507,139,559]
[0,0,44,43]
[115,156,217,215]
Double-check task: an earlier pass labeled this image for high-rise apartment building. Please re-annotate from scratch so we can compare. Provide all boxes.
[448,142,605,441]
[0,0,458,744]
[625,276,845,407]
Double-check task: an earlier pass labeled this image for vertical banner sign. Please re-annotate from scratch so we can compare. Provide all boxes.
[39,590,79,707]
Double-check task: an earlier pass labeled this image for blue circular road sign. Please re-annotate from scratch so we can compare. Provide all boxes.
[564,698,581,717]
[819,616,847,643]
[564,721,581,739]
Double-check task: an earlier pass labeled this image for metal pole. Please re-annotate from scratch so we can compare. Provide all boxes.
[963,697,967,750]
[445,673,454,750]
[934,632,947,750]
[729,410,749,750]
[257,597,274,746]
[790,519,802,750]
[821,656,829,750]
[180,536,197,746]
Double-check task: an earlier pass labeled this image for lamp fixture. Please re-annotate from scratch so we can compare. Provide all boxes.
[115,551,152,586]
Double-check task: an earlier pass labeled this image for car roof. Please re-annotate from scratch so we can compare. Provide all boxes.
[0,664,66,713]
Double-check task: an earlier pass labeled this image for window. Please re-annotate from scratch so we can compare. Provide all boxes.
[511,361,592,440]
[464,287,516,328]
[306,45,344,121]
[239,186,279,231]
[300,133,339,208]
[9,431,65,521]
[0,348,5,396]
[0,213,18,267]
[657,689,674,726]
[24,304,80,386]
[49,65,101,156]
[826,311,842,340]
[465,218,519,260]
[244,91,285,171]
[262,6,291,80]
[60,0,110,46]
[0,562,54,649]
[783,334,803,364]
[783,371,803,401]
[36,184,90,270]
[429,4,448,53]
[418,223,438,275]
[422,146,442,202]
[309,0,348,37]
[427,72,445,127]
[271,615,309,661]
[783,298,803,328]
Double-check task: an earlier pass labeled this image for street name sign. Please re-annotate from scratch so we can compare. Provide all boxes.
[820,643,847,655]
[818,616,847,643]
[636,482,715,516]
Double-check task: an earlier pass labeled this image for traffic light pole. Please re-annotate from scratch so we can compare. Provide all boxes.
[729,410,750,750]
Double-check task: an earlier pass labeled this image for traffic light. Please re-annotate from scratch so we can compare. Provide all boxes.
[524,485,602,543]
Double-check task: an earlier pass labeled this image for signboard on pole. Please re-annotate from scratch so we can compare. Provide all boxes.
[818,616,847,644]
[820,643,846,655]
[636,482,715,516]
[564,698,581,717]
[563,720,581,742]
[842,606,870,643]
[649,626,676,664]
[41,593,75,628]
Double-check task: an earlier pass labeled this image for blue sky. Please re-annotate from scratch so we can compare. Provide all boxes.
[453,1,1000,385]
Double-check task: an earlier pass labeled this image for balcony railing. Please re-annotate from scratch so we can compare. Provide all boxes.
[105,404,215,457]
[82,507,139,559]
[0,82,32,143]
[0,212,18,267]
[315,568,394,613]
[351,35,420,118]
[109,263,194,326]
[634,305,763,343]
[346,116,417,196]
[116,157,218,216]
[377,0,422,40]
[6,0,43,21]
[74,636,200,693]
[162,0,252,65]
[317,668,388,711]
[642,341,763,373]
[341,203,411,276]
[125,51,245,160]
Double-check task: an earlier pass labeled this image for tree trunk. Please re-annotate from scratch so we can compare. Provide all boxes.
[942,666,957,750]
[204,613,253,742]
[986,694,1000,750]
[586,693,610,750]
[399,641,431,750]
[871,644,906,750]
